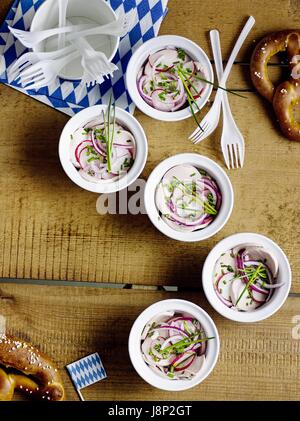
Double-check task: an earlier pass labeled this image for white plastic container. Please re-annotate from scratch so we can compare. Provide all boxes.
[126,35,213,121]
[59,105,148,193]
[144,153,234,242]
[128,299,220,391]
[31,0,119,80]
[202,233,292,322]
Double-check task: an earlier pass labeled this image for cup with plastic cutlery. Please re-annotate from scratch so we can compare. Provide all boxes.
[8,6,136,89]
[12,35,117,90]
[30,0,120,80]
[189,16,255,146]
[210,30,245,169]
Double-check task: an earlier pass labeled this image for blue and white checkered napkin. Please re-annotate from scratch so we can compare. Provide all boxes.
[0,0,168,116]
[66,352,107,391]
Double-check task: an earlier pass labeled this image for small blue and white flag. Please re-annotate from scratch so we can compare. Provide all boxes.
[66,353,107,400]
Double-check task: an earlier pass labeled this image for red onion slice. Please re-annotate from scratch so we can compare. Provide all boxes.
[74,140,93,167]
[141,312,210,381]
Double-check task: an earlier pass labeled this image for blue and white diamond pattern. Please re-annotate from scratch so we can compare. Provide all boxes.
[0,0,168,116]
[66,353,107,390]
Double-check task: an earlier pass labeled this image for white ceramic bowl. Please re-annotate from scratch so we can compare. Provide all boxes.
[144,153,234,242]
[59,105,148,193]
[202,233,292,323]
[126,35,213,122]
[31,0,119,80]
[128,299,220,391]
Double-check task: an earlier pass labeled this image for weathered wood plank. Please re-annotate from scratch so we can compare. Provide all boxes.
[0,1,299,290]
[0,284,299,401]
[0,88,299,291]
[160,0,300,61]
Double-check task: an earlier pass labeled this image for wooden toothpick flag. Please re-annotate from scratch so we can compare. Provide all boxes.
[66,353,107,401]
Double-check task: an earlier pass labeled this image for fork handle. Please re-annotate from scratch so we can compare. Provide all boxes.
[210,30,238,125]
[216,16,255,87]
[58,0,68,49]
[55,49,81,70]
[65,18,94,57]
[67,15,124,41]
[210,30,224,85]
[70,35,94,56]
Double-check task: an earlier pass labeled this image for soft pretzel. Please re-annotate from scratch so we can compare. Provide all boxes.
[0,334,65,401]
[250,30,300,141]
[273,79,300,140]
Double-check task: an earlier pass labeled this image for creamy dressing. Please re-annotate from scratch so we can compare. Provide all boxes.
[137,47,207,112]
[155,164,221,232]
[70,118,135,183]
[140,311,209,380]
[213,245,280,312]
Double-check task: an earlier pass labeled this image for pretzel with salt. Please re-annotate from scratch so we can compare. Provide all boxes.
[250,30,300,141]
[0,334,65,401]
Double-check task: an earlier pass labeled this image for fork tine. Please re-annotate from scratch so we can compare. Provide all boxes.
[20,71,43,85]
[221,143,230,169]
[24,77,47,90]
[10,62,31,80]
[228,144,235,169]
[233,143,239,168]
[192,129,205,144]
[193,122,209,144]
[19,64,42,78]
[189,124,202,141]
[10,57,28,74]
[21,72,44,87]
[191,122,207,142]
[237,143,244,168]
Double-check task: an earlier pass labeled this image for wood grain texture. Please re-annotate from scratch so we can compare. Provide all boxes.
[0,1,300,290]
[0,283,299,401]
[0,88,299,289]
[159,0,300,61]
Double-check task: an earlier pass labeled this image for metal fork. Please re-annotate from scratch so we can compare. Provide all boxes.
[211,30,245,168]
[189,16,255,144]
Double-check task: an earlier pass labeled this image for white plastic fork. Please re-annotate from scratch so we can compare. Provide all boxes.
[17,49,80,90]
[211,30,245,169]
[8,23,92,49]
[189,16,255,144]
[67,8,136,42]
[8,43,75,81]
[71,38,118,84]
[9,36,109,82]
[8,8,136,49]
[63,17,117,89]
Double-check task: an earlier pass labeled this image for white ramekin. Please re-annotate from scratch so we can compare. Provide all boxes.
[31,0,119,80]
[144,153,234,242]
[128,299,220,391]
[59,105,148,193]
[202,233,292,323]
[126,35,213,121]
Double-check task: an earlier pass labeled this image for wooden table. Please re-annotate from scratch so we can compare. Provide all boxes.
[0,0,300,400]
